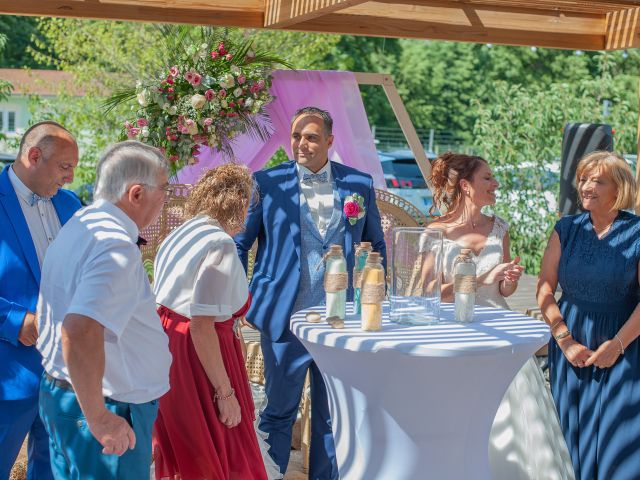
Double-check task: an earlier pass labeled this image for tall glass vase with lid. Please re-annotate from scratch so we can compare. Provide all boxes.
[390,227,443,325]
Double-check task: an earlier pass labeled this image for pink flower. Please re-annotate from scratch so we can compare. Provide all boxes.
[205,89,215,101]
[203,117,213,126]
[166,76,174,85]
[225,54,233,61]
[124,121,133,129]
[184,71,194,83]
[229,101,236,108]
[218,42,226,54]
[184,70,202,86]
[192,134,208,144]
[237,75,246,85]
[219,89,227,98]
[136,118,149,127]
[250,84,260,94]
[343,201,360,218]
[169,155,179,163]
[211,51,219,59]
[257,79,266,90]
[191,73,202,86]
[127,127,140,139]
[169,65,179,77]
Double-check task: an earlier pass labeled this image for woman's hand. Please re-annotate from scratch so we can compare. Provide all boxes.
[483,258,523,286]
[584,340,622,369]
[216,392,242,429]
[558,336,594,367]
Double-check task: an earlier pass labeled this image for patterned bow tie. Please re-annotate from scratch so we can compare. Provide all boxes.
[29,193,50,206]
[302,171,328,185]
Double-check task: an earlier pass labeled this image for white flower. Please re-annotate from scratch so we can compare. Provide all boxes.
[220,99,228,109]
[233,87,243,97]
[244,98,254,108]
[220,73,235,89]
[141,126,150,138]
[190,94,207,109]
[137,90,149,107]
[167,105,177,115]
[231,65,241,76]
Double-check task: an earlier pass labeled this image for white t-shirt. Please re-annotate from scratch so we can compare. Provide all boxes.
[153,214,249,320]
[36,200,171,404]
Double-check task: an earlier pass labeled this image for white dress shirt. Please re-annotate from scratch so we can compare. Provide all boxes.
[297,161,334,237]
[36,200,171,404]
[153,214,249,321]
[8,166,61,267]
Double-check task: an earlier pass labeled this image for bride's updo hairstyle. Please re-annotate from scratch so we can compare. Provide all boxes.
[429,152,488,216]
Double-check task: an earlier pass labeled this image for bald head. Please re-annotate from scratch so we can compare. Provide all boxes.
[13,121,79,197]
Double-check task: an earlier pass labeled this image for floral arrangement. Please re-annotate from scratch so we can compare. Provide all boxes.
[344,193,366,225]
[105,28,288,175]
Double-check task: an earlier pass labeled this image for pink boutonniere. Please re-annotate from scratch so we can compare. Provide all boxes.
[343,193,366,226]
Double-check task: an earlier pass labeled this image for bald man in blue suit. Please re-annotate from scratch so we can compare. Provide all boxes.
[0,122,81,479]
[236,107,386,479]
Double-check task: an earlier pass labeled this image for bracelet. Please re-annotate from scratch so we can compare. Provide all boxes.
[554,330,571,341]
[214,388,235,401]
[615,334,625,355]
[549,319,563,330]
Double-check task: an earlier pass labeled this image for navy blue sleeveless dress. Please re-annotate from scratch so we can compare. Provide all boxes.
[550,211,640,480]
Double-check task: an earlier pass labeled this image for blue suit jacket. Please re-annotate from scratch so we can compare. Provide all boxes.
[235,160,386,341]
[0,166,82,400]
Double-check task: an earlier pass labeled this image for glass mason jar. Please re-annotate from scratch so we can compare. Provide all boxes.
[353,241,373,315]
[361,252,385,331]
[390,227,443,325]
[453,248,476,323]
[324,244,347,321]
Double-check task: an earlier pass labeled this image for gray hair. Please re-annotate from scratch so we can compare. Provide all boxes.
[94,141,168,203]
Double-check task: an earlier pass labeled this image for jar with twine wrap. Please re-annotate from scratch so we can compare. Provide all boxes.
[453,248,476,323]
[324,244,347,322]
[353,241,373,315]
[361,252,385,331]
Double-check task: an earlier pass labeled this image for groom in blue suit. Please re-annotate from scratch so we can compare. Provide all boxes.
[0,121,80,479]
[236,107,386,479]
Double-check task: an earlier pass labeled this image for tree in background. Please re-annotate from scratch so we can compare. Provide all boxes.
[0,33,14,142]
[474,74,636,274]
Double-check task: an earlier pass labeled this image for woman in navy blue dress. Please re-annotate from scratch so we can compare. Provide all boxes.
[537,151,640,479]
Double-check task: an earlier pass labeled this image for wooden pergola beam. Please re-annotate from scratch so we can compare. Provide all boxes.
[264,0,369,28]
[605,7,640,49]
[0,0,264,28]
[294,11,605,50]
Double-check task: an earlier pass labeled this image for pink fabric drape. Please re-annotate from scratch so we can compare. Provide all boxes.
[176,70,385,188]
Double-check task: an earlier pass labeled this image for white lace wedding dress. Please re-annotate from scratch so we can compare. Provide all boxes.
[442,216,575,480]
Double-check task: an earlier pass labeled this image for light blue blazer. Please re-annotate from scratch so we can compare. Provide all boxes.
[235,160,386,341]
[0,166,81,400]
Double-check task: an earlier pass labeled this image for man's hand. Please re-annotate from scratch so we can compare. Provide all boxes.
[18,311,38,346]
[87,409,136,456]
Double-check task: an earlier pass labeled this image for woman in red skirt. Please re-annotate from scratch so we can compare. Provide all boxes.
[152,164,279,480]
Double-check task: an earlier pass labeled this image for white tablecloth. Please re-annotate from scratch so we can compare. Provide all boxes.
[291,302,550,480]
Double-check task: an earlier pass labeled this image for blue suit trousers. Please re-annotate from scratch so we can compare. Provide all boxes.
[0,397,52,480]
[259,330,339,480]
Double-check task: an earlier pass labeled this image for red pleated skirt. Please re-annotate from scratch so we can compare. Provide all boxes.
[153,304,268,480]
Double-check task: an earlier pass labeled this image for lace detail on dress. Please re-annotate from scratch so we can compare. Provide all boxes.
[442,215,510,309]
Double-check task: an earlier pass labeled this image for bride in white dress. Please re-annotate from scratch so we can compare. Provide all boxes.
[428,152,574,480]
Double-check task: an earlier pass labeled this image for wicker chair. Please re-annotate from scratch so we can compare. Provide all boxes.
[140,184,429,474]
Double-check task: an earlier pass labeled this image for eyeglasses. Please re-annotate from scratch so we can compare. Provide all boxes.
[141,183,174,197]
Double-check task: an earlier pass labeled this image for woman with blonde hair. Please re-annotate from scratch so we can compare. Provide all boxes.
[152,164,280,479]
[538,151,640,479]
[428,152,574,479]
